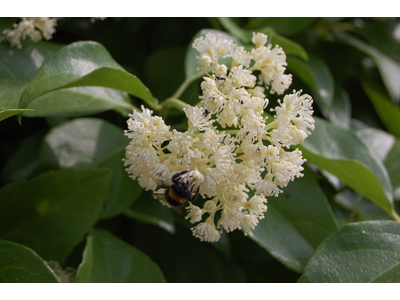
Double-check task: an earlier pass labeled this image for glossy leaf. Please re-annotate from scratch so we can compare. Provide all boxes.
[355,127,395,162]
[299,221,400,282]
[0,40,62,81]
[0,240,60,283]
[287,55,334,119]
[74,228,166,283]
[0,77,133,120]
[355,126,400,201]
[384,138,400,195]
[0,41,136,119]
[218,19,309,60]
[248,167,338,273]
[218,17,252,43]
[247,17,318,36]
[124,192,175,234]
[362,78,400,138]
[269,33,308,61]
[0,169,112,263]
[0,108,34,122]
[329,83,351,129]
[17,41,153,117]
[300,117,394,215]
[337,31,400,102]
[35,118,142,219]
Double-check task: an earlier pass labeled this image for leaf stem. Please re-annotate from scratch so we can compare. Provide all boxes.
[391,210,400,222]
[156,98,188,111]
[349,194,363,222]
[171,72,205,99]
[223,130,239,135]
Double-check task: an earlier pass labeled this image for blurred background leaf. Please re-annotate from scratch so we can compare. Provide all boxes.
[74,228,166,283]
[34,118,142,218]
[0,168,112,263]
[248,167,338,273]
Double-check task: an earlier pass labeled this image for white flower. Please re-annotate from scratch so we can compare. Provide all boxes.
[229,66,256,88]
[193,33,236,72]
[254,177,282,197]
[184,105,213,132]
[125,32,315,242]
[2,17,57,48]
[252,32,268,48]
[232,46,252,67]
[251,44,292,94]
[191,217,221,242]
[245,195,268,218]
[215,145,235,172]
[240,214,259,235]
[185,204,204,223]
[268,90,314,147]
[248,85,267,99]
[218,204,243,233]
[125,105,170,148]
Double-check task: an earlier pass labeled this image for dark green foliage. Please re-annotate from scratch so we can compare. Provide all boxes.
[1,17,400,283]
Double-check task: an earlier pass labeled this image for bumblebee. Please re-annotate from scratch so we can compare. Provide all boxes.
[153,170,200,213]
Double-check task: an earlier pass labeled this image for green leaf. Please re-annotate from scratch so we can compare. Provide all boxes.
[355,127,395,162]
[218,17,252,43]
[74,228,166,283]
[299,221,400,283]
[0,130,45,183]
[334,189,391,222]
[0,168,112,263]
[329,83,351,129]
[337,31,400,103]
[354,126,400,201]
[124,192,175,234]
[361,78,400,138]
[287,55,334,119]
[0,40,62,81]
[300,117,394,216]
[269,33,309,61]
[185,29,240,79]
[0,108,34,122]
[132,221,243,282]
[0,78,134,119]
[17,41,153,117]
[35,118,142,219]
[247,17,318,36]
[0,41,137,119]
[384,138,400,197]
[248,167,338,273]
[0,240,60,283]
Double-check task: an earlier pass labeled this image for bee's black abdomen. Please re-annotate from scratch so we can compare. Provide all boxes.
[165,193,182,207]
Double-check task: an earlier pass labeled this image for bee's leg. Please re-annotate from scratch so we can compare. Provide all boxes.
[189,186,200,202]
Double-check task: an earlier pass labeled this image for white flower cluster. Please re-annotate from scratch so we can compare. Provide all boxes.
[124,32,315,242]
[2,17,57,49]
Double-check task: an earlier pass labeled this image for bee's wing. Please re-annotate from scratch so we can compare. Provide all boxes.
[152,189,183,214]
[171,205,182,214]
[152,189,171,208]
